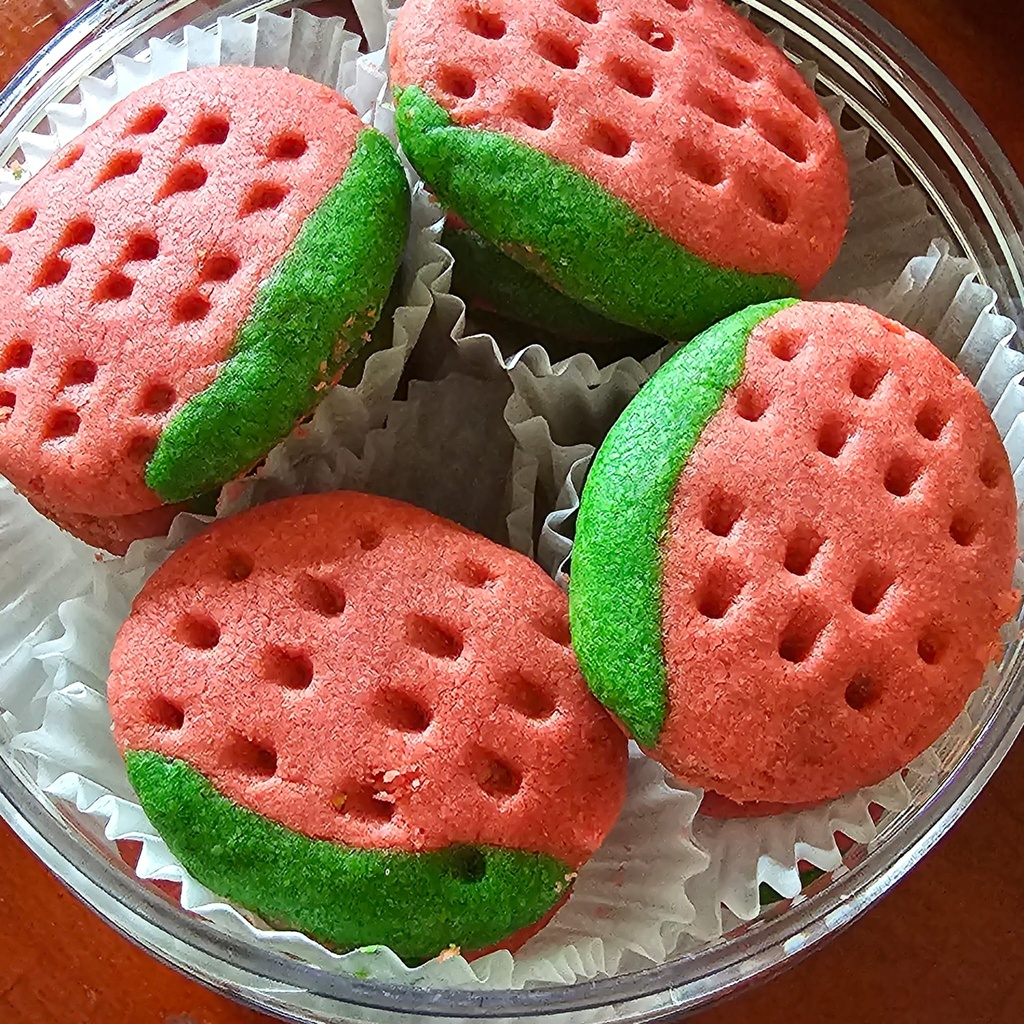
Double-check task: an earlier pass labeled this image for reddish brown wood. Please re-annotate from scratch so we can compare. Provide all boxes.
[0,2,1022,1022]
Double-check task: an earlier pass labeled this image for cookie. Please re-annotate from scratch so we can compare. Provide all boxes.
[570,299,1018,807]
[443,217,656,349]
[391,0,849,339]
[0,66,409,546]
[108,492,627,962]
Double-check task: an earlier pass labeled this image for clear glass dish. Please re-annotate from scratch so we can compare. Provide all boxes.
[1,1,1022,1021]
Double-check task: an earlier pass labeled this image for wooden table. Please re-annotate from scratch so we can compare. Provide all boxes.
[2,2,1023,1022]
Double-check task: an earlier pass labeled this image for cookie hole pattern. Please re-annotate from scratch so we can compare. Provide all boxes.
[850,357,887,398]
[917,627,949,666]
[632,17,673,50]
[0,392,14,422]
[60,219,95,248]
[884,455,921,498]
[758,119,808,162]
[535,610,571,646]
[452,559,493,587]
[561,0,600,23]
[816,416,851,459]
[756,185,790,224]
[914,400,949,441]
[462,6,506,38]
[267,131,308,160]
[734,384,768,421]
[476,754,521,798]
[172,292,211,324]
[298,574,346,616]
[979,453,1004,490]
[95,150,142,187]
[696,562,744,619]
[160,161,208,199]
[605,57,654,98]
[503,671,556,719]
[674,142,724,186]
[358,527,383,551]
[9,208,36,233]
[445,846,487,883]
[0,244,10,265]
[56,143,84,170]
[717,48,758,81]
[779,76,820,119]
[93,271,134,303]
[127,434,157,462]
[783,525,823,576]
[950,511,979,547]
[770,330,803,361]
[778,604,827,663]
[512,91,555,131]
[693,89,744,128]
[702,487,743,537]
[33,255,71,290]
[2,340,32,371]
[200,252,240,283]
[262,646,314,690]
[44,408,80,440]
[127,105,167,135]
[174,612,220,650]
[536,33,580,70]
[124,232,160,262]
[63,359,97,387]
[332,788,394,822]
[665,0,692,9]
[845,673,880,711]
[587,119,631,158]
[139,382,175,414]
[224,550,254,582]
[406,613,464,660]
[225,734,277,778]
[438,66,477,100]
[851,565,893,614]
[240,182,288,216]
[371,688,432,732]
[188,113,229,146]
[150,696,185,731]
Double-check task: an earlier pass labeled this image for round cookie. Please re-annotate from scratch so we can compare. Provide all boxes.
[0,66,409,544]
[391,0,849,340]
[109,492,627,962]
[570,299,1018,807]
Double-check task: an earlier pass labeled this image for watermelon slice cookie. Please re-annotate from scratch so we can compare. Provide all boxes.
[570,300,1019,808]
[391,0,849,340]
[0,66,409,550]
[108,492,627,962]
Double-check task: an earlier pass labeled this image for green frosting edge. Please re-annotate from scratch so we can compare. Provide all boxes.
[442,222,652,347]
[124,750,571,964]
[395,86,798,340]
[569,299,799,746]
[146,128,410,503]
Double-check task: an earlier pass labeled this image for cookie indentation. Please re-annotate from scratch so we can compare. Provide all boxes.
[149,696,185,731]
[605,57,654,98]
[188,113,229,146]
[536,33,580,70]
[535,610,571,646]
[126,105,167,135]
[502,671,555,719]
[734,384,768,421]
[172,292,211,324]
[372,688,432,732]
[674,143,723,186]
[297,574,346,616]
[717,49,757,81]
[332,787,395,822]
[475,752,521,797]
[561,0,600,23]
[9,208,36,233]
[93,271,134,303]
[844,672,880,711]
[60,219,95,248]
[62,359,98,387]
[850,356,887,398]
[159,160,208,199]
[262,646,314,690]
[223,550,254,582]
[225,733,277,778]
[512,90,555,131]
[949,511,978,547]
[778,604,827,663]
[438,66,477,99]
[816,415,851,458]
[586,119,631,158]
[632,16,672,50]
[33,255,71,290]
[702,487,743,537]
[44,408,80,439]
[462,6,506,39]
[451,559,493,587]
[95,151,143,187]
[56,144,85,170]
[240,182,287,216]
[769,329,803,361]
[979,453,1004,490]
[756,184,789,224]
[268,131,308,160]
[1,340,32,371]
[693,89,744,128]
[406,613,464,659]
[914,400,948,441]
[851,565,893,614]
[139,382,175,414]
[884,454,921,497]
[200,252,240,283]
[917,628,948,665]
[696,561,743,619]
[758,118,808,162]
[783,525,823,576]
[174,612,220,650]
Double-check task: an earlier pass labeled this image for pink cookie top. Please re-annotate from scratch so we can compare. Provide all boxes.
[109,492,628,867]
[0,66,362,518]
[391,0,849,291]
[657,301,1018,805]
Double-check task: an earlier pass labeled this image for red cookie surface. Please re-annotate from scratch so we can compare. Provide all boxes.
[391,0,848,291]
[109,492,627,866]
[0,66,361,518]
[657,302,1019,805]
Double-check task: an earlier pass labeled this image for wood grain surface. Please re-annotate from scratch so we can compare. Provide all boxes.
[1,2,1023,1022]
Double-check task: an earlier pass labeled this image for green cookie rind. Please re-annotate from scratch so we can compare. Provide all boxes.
[146,128,410,503]
[395,87,798,340]
[124,750,571,964]
[569,299,799,747]
[443,222,653,347]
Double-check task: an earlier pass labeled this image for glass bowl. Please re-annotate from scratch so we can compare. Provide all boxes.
[1,1,1022,1021]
